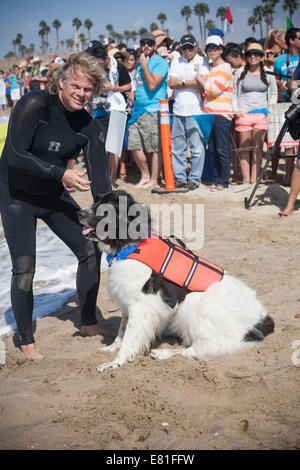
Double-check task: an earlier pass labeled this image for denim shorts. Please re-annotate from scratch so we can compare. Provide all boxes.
[128,112,161,153]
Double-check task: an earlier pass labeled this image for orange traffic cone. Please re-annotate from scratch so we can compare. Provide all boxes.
[160,99,175,191]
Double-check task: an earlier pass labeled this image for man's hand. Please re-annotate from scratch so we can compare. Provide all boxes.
[102,80,115,92]
[140,53,149,68]
[62,169,91,191]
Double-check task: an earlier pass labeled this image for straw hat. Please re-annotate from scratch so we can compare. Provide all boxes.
[152,29,173,48]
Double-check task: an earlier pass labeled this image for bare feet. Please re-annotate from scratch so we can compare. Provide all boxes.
[275,211,292,220]
[80,324,113,337]
[21,343,44,360]
[135,178,150,188]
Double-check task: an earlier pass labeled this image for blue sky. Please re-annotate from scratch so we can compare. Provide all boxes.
[1,0,300,58]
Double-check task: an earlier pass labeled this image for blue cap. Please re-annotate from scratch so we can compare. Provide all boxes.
[208,28,224,38]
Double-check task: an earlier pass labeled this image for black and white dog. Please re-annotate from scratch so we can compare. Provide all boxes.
[79,190,274,372]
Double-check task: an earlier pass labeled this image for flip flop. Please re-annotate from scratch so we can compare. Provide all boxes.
[276,212,289,219]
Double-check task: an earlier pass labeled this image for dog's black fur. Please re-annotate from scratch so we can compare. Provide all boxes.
[78,190,152,252]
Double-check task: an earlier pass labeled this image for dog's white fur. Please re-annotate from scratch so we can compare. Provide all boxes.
[79,191,271,372]
[97,249,268,372]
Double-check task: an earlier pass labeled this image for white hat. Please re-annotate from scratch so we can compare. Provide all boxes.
[54,56,64,64]
[205,35,223,47]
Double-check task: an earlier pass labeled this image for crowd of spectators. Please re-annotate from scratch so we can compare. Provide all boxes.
[0,26,299,196]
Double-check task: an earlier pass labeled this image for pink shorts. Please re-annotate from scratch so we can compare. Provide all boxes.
[235,113,268,132]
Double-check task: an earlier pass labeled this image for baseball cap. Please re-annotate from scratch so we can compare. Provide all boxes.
[208,28,224,38]
[85,40,103,52]
[140,32,156,44]
[180,34,197,47]
[205,35,223,47]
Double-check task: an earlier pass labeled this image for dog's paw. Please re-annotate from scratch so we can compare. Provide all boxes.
[150,348,176,360]
[97,361,120,372]
[98,344,119,353]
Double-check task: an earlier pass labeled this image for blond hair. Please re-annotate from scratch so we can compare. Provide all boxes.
[48,52,104,95]
[264,28,285,50]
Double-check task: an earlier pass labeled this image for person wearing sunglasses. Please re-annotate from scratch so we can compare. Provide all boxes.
[196,35,233,191]
[168,34,209,190]
[127,32,169,188]
[273,28,300,185]
[232,43,277,184]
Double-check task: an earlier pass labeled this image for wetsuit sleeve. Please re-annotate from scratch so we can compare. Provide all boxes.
[82,119,111,198]
[5,93,65,181]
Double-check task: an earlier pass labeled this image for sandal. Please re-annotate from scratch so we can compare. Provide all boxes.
[276,212,289,219]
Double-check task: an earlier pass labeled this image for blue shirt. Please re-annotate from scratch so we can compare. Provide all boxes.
[274,53,299,101]
[135,55,168,112]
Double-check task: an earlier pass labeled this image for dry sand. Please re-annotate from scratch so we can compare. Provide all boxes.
[0,159,300,450]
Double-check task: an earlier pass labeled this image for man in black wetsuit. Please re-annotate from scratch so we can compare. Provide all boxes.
[0,52,111,359]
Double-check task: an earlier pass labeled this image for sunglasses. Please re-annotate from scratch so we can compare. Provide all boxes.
[266,51,279,58]
[140,40,155,47]
[245,51,263,58]
[205,45,221,52]
[181,44,194,51]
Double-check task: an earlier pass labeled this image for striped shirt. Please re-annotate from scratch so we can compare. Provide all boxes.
[203,62,233,118]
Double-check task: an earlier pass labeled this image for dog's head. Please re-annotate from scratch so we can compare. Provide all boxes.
[78,190,152,252]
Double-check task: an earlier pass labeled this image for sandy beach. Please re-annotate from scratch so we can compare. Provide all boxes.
[0,158,300,450]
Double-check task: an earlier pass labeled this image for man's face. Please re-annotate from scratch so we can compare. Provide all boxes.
[181,44,197,61]
[290,31,300,53]
[58,67,93,112]
[140,39,156,57]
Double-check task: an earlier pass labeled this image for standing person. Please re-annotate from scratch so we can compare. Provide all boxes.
[197,36,233,191]
[276,62,300,219]
[168,33,209,189]
[5,71,13,113]
[85,40,131,185]
[0,70,5,116]
[233,43,277,184]
[10,65,21,108]
[273,28,300,186]
[127,32,169,188]
[0,53,111,359]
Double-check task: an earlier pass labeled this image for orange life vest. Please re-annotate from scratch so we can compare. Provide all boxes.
[127,234,224,307]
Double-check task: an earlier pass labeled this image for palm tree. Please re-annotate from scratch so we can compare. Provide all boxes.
[150,22,158,32]
[123,30,131,44]
[72,18,82,32]
[253,5,264,39]
[193,3,209,43]
[106,24,114,37]
[98,34,105,43]
[52,19,61,51]
[79,33,86,48]
[262,0,279,31]
[84,19,93,40]
[19,44,26,57]
[157,12,167,30]
[139,27,147,38]
[66,39,74,52]
[60,40,65,52]
[181,5,192,33]
[248,16,258,34]
[205,20,216,32]
[187,25,194,34]
[282,0,299,22]
[28,43,35,55]
[131,30,137,43]
[12,39,17,56]
[194,3,204,46]
[216,6,226,32]
[15,33,23,56]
